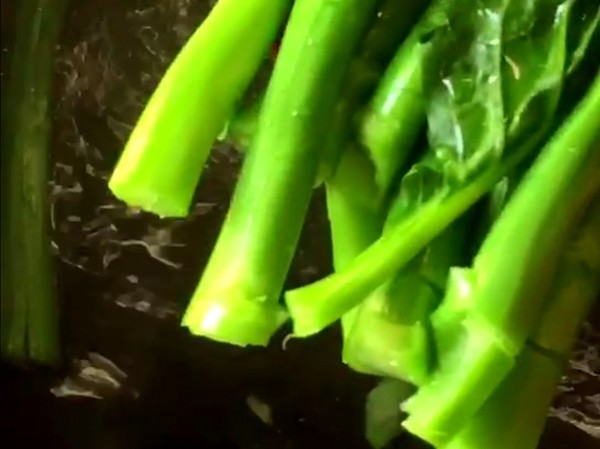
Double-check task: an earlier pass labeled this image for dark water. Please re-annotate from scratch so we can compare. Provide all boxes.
[1,1,598,448]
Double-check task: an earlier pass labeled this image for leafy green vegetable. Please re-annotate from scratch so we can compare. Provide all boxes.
[181,0,381,346]
[99,0,600,444]
[318,0,432,183]
[332,2,481,386]
[403,70,600,446]
[286,0,518,337]
[359,0,450,201]
[284,0,596,343]
[444,194,600,449]
[320,0,432,342]
[342,213,472,384]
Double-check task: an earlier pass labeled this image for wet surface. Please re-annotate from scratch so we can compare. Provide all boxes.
[1,1,598,448]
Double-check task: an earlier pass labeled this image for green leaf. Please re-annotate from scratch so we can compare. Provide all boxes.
[423,0,508,185]
[501,0,574,143]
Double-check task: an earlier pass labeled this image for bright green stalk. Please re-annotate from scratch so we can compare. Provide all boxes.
[467,174,518,257]
[286,0,513,337]
[285,0,586,340]
[214,0,430,342]
[322,0,432,339]
[402,73,600,447]
[327,149,383,272]
[182,0,381,346]
[343,275,437,384]
[529,194,600,356]
[329,153,386,339]
[216,0,432,341]
[342,214,471,385]
[444,194,600,449]
[286,153,518,338]
[326,147,383,344]
[1,0,66,365]
[327,149,382,269]
[331,2,466,381]
[109,0,291,217]
[443,347,563,449]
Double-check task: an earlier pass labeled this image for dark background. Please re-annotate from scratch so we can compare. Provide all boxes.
[1,1,598,448]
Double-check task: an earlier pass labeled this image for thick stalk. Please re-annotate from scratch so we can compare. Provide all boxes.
[359,0,460,200]
[442,346,563,449]
[109,0,292,217]
[285,148,526,337]
[529,194,600,356]
[444,194,600,449]
[285,0,512,337]
[182,0,381,346]
[1,0,66,365]
[402,74,600,447]
[342,214,471,385]
[326,146,383,344]
[322,0,432,339]
[359,36,426,199]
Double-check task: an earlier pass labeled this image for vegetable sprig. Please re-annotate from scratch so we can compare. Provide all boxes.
[104,0,600,447]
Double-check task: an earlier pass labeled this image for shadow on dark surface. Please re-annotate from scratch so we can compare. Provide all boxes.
[1,1,598,449]
[1,354,598,449]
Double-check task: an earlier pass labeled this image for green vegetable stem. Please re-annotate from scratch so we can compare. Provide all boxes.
[286,0,513,337]
[320,0,432,343]
[403,71,600,446]
[444,194,600,449]
[109,0,292,217]
[182,0,382,346]
[1,0,66,365]
[342,212,472,384]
